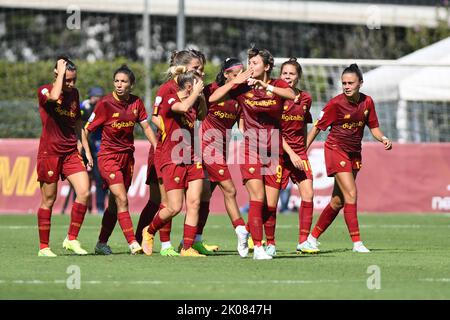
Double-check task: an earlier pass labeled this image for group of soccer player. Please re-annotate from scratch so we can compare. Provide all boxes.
[35,48,392,259]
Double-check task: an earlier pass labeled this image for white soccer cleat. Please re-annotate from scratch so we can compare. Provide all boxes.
[265,244,277,257]
[352,241,370,253]
[307,234,320,247]
[296,240,320,254]
[129,241,143,255]
[235,226,249,258]
[253,245,273,260]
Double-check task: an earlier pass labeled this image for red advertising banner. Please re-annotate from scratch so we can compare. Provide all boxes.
[0,139,449,214]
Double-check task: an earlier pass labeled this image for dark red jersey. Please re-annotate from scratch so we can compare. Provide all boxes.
[159,93,198,168]
[37,84,81,157]
[152,79,178,116]
[85,92,148,156]
[315,93,379,153]
[281,90,312,156]
[230,79,290,156]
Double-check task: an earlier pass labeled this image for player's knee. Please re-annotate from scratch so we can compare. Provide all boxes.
[76,188,90,204]
[301,190,314,202]
[115,194,128,209]
[187,198,201,212]
[330,197,343,210]
[345,189,357,203]
[223,185,237,199]
[166,203,182,216]
[42,196,56,209]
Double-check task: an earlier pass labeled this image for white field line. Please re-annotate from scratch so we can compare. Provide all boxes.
[419,278,450,283]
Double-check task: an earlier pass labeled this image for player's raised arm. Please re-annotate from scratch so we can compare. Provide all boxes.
[208,68,252,103]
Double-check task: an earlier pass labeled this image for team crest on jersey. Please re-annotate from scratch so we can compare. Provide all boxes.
[109,173,116,180]
[47,170,54,177]
[245,92,254,98]
[340,161,346,167]
[344,114,351,119]
[112,113,119,118]
[218,169,224,176]
[174,176,180,183]
[248,167,255,174]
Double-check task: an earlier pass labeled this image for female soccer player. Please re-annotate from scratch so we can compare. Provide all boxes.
[134,49,207,257]
[279,58,319,254]
[200,57,250,257]
[86,64,155,255]
[306,64,392,253]
[141,68,207,257]
[36,56,92,257]
[209,47,296,259]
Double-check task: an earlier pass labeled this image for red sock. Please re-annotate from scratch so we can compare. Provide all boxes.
[98,208,117,243]
[135,200,159,243]
[68,202,87,240]
[311,203,339,239]
[248,201,264,246]
[299,201,313,243]
[232,218,245,229]
[159,220,172,242]
[183,224,197,250]
[263,206,277,246]
[37,208,52,249]
[196,201,210,235]
[148,210,169,235]
[344,203,360,242]
[245,224,250,233]
[117,211,136,244]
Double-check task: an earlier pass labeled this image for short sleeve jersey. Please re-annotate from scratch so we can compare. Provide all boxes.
[315,93,379,153]
[85,92,148,156]
[281,90,313,155]
[37,84,81,157]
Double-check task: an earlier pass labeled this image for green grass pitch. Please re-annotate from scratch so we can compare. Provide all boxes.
[0,213,449,299]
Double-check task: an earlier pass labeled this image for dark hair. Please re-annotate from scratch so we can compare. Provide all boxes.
[216,57,243,86]
[280,57,302,78]
[247,47,274,74]
[54,55,76,71]
[177,70,200,90]
[342,63,363,81]
[113,64,136,85]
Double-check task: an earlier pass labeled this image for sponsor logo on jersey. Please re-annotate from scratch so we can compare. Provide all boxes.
[214,110,237,120]
[111,121,135,129]
[55,106,77,118]
[342,121,364,129]
[244,99,277,108]
[282,114,304,121]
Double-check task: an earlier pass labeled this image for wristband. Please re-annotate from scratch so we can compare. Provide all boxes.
[267,84,274,93]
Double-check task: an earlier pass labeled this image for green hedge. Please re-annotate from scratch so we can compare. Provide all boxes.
[0,59,220,138]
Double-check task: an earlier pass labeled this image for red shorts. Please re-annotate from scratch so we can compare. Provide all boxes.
[281,155,313,189]
[240,161,283,190]
[324,143,362,177]
[145,146,159,185]
[203,155,232,183]
[37,151,86,183]
[98,152,135,190]
[161,162,205,192]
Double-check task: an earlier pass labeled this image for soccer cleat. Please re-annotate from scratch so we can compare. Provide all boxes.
[307,234,320,248]
[265,244,277,257]
[160,246,180,257]
[202,241,219,252]
[352,241,370,253]
[94,242,113,255]
[296,240,320,254]
[38,247,57,257]
[247,236,266,251]
[235,226,250,258]
[63,237,88,255]
[253,245,273,260]
[129,241,143,255]
[180,247,206,257]
[141,226,154,256]
[192,241,215,255]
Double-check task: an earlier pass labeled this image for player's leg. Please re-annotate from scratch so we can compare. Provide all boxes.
[63,171,90,255]
[135,181,160,244]
[95,192,117,255]
[37,181,58,257]
[263,185,280,257]
[296,178,319,254]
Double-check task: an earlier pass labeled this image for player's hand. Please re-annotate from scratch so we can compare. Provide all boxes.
[56,59,67,75]
[193,78,204,95]
[233,69,253,85]
[86,154,94,172]
[382,137,392,150]
[289,152,304,170]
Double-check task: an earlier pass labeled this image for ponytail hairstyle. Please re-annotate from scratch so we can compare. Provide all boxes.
[247,46,274,75]
[342,63,363,81]
[280,57,302,79]
[216,57,243,86]
[54,54,76,72]
[166,49,205,79]
[177,70,200,90]
[113,64,136,85]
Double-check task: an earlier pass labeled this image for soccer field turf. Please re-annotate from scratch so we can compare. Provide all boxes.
[0,213,449,300]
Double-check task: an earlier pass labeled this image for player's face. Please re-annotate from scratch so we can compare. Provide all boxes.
[114,72,132,97]
[341,73,362,98]
[224,66,243,83]
[280,64,299,88]
[187,58,204,78]
[63,70,77,92]
[248,55,268,79]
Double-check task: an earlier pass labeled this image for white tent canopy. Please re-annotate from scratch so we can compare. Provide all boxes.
[364,36,450,102]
